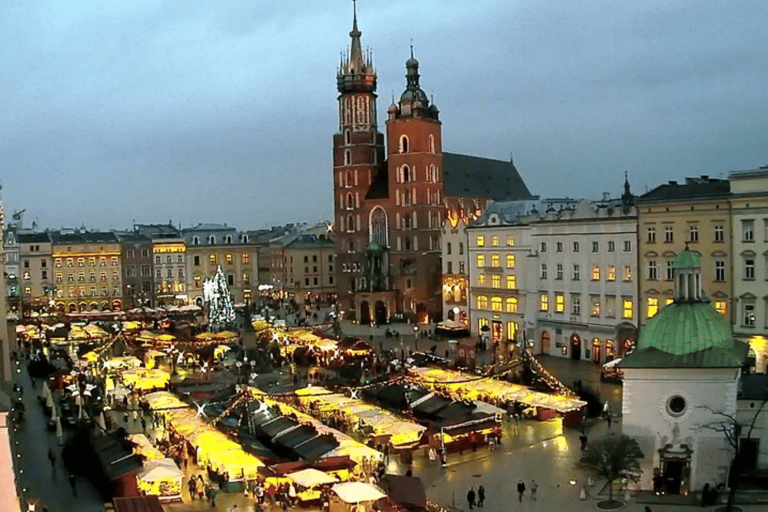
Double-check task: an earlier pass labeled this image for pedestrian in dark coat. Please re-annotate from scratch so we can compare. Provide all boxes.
[477,485,485,507]
[517,480,526,502]
[467,487,476,509]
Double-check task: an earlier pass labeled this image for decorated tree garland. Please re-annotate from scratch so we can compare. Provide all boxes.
[203,265,236,331]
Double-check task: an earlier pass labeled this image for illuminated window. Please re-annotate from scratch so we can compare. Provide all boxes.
[194,276,202,288]
[492,236,499,247]
[591,296,600,317]
[491,275,501,289]
[476,254,485,268]
[476,235,485,247]
[502,255,513,270]
[55,273,62,283]
[88,257,96,266]
[491,297,502,311]
[209,254,216,265]
[55,258,62,268]
[225,253,234,265]
[243,272,250,285]
[478,274,486,286]
[555,293,565,313]
[507,321,518,340]
[607,265,616,281]
[505,297,518,313]
[491,254,500,267]
[715,300,727,316]
[623,265,632,281]
[478,318,489,332]
[647,297,659,318]
[591,265,600,281]
[24,286,31,296]
[506,236,515,246]
[623,299,633,319]
[111,257,118,266]
[66,258,74,268]
[540,293,549,312]
[477,295,488,310]
[506,275,516,289]
[78,258,85,267]
[100,272,107,281]
[665,298,674,306]
[242,253,250,264]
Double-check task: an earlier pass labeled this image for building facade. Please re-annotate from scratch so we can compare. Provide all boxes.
[636,177,732,326]
[134,224,187,307]
[440,204,478,332]
[332,7,533,324]
[729,167,768,372]
[19,232,53,314]
[183,224,258,307]
[50,231,123,312]
[115,231,154,308]
[283,233,337,306]
[3,225,20,315]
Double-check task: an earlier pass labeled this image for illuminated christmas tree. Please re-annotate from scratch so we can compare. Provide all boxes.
[203,265,236,331]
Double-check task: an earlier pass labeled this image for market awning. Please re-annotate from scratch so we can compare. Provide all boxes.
[294,436,338,461]
[380,475,427,508]
[332,482,387,504]
[259,417,299,439]
[287,468,338,488]
[275,425,318,449]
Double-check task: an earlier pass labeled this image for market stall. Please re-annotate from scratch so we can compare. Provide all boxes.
[120,368,170,392]
[330,482,387,512]
[136,458,184,503]
[287,468,339,506]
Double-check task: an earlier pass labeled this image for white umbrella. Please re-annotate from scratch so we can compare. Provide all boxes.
[46,393,54,409]
[41,383,51,400]
[95,411,106,434]
[51,404,59,421]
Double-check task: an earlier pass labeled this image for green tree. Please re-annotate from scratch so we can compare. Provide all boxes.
[578,434,644,503]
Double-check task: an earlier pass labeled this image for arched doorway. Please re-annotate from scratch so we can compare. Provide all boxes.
[616,322,637,356]
[541,331,550,353]
[591,338,601,363]
[68,303,77,313]
[360,301,371,326]
[374,300,387,325]
[415,303,428,324]
[570,333,582,360]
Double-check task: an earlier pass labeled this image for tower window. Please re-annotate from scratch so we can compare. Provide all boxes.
[429,135,435,153]
[344,149,351,165]
[399,135,409,154]
[400,165,411,183]
[345,171,353,188]
[345,129,351,145]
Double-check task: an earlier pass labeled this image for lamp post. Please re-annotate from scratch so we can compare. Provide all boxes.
[413,324,419,352]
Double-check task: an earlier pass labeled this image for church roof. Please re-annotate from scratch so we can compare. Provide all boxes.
[443,153,534,201]
[621,302,748,368]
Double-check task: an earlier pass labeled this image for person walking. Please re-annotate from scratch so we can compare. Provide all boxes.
[607,410,613,428]
[579,431,588,450]
[517,480,526,502]
[68,473,77,496]
[467,487,476,509]
[477,485,485,507]
[530,480,538,501]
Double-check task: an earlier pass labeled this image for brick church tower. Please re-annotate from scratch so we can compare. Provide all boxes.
[332,3,386,317]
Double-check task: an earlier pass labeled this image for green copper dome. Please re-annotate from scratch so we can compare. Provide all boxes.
[621,301,747,368]
[672,250,702,269]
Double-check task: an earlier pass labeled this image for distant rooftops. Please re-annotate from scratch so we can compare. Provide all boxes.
[638,176,730,202]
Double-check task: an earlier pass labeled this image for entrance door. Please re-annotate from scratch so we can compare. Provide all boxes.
[570,333,582,360]
[374,300,387,325]
[663,460,683,494]
[491,321,503,343]
[591,339,601,363]
[541,331,550,353]
[360,301,371,326]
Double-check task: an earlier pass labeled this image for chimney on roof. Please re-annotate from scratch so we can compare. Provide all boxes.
[700,175,709,180]
[669,180,677,185]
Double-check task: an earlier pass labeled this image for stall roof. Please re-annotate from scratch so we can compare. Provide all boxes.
[275,425,318,449]
[259,417,299,439]
[92,435,143,481]
[435,402,476,420]
[381,475,427,509]
[412,395,451,415]
[294,436,338,461]
[113,496,164,512]
[311,455,356,472]
[333,482,387,504]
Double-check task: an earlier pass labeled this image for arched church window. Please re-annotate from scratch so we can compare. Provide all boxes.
[346,193,354,210]
[345,171,353,188]
[347,214,354,232]
[344,149,351,165]
[345,129,351,145]
[400,165,410,183]
[429,135,435,153]
[399,135,409,154]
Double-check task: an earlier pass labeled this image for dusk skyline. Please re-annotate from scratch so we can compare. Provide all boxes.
[2,0,766,230]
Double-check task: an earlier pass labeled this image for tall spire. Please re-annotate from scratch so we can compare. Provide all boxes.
[622,170,634,207]
[349,0,364,72]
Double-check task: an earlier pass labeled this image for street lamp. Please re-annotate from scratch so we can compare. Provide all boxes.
[413,324,419,352]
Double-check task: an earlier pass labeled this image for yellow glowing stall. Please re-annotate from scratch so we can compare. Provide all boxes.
[136,458,184,503]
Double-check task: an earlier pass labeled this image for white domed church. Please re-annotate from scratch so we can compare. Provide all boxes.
[620,249,749,495]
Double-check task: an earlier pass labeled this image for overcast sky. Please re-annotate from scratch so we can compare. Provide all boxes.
[2,0,766,231]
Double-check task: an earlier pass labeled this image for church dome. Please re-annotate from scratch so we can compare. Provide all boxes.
[621,248,748,369]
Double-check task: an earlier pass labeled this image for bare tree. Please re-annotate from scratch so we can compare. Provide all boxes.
[578,434,644,504]
[696,394,768,512]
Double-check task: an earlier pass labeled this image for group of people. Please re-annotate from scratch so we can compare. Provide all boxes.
[467,479,537,508]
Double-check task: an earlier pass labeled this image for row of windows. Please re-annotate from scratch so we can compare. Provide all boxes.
[190,234,246,245]
[477,274,517,289]
[539,263,632,282]
[444,261,466,274]
[190,253,251,266]
[191,273,250,288]
[539,240,631,254]
[54,257,118,268]
[49,286,122,298]
[645,297,728,319]
[646,224,724,244]
[54,272,120,283]
[395,164,440,184]
[540,293,634,319]
[646,258,766,282]
[475,235,515,247]
[397,134,436,154]
[475,296,519,313]
[394,188,441,206]
[476,318,519,342]
[125,249,151,259]
[475,254,516,268]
